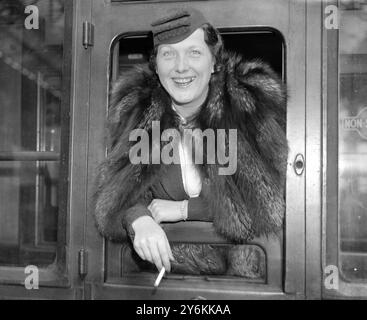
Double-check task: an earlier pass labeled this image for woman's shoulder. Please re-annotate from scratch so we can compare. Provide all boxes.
[220,50,286,101]
[110,65,156,104]
[108,64,161,127]
[208,50,287,119]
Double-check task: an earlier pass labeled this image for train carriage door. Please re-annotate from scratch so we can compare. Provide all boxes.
[86,0,306,299]
[0,0,83,299]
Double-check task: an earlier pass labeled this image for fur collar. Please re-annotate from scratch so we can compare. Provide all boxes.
[94,51,288,242]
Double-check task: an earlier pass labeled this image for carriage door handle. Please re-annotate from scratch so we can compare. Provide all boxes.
[293,153,305,175]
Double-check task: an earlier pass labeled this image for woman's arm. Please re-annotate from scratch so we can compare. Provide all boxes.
[148,195,212,224]
[187,196,212,221]
[108,200,175,272]
[121,203,153,240]
[149,168,213,223]
[131,215,174,272]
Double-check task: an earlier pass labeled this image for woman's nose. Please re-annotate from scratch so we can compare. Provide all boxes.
[175,54,189,73]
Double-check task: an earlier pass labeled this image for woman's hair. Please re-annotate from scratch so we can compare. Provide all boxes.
[149,23,224,73]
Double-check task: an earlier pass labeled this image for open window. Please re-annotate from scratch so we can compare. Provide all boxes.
[111,28,284,80]
[105,28,286,287]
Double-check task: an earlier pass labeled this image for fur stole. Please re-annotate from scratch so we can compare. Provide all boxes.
[93,50,288,243]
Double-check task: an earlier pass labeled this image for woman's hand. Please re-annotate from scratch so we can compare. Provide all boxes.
[148,199,187,223]
[131,215,174,272]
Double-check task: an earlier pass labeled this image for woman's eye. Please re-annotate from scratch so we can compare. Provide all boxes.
[161,50,175,58]
[190,49,202,56]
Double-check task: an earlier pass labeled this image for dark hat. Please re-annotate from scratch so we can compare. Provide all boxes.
[151,8,208,47]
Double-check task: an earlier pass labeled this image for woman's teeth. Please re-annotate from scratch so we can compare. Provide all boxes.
[172,77,195,87]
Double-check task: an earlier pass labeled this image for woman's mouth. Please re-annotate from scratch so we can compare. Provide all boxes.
[172,76,196,88]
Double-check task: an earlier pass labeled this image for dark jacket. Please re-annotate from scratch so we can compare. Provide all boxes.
[93,51,288,245]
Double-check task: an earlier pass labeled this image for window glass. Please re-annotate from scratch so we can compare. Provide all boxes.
[0,0,66,267]
[339,1,367,280]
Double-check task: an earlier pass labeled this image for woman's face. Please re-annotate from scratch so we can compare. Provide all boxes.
[156,28,215,110]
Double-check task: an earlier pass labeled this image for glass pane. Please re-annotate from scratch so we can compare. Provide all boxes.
[0,0,66,267]
[0,0,63,153]
[0,161,58,267]
[339,2,367,281]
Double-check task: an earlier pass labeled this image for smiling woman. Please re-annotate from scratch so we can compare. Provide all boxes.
[155,29,214,114]
[93,7,288,277]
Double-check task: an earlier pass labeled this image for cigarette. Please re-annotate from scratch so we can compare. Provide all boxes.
[154,267,166,287]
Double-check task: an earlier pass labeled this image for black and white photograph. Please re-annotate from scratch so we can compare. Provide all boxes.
[0,0,366,305]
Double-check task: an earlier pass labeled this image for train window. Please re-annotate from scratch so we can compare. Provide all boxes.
[338,3,367,281]
[0,0,68,267]
[121,243,266,280]
[109,29,284,280]
[112,29,284,79]
[326,0,367,288]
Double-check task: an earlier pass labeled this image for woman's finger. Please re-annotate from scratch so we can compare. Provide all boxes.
[140,241,154,264]
[148,241,163,271]
[164,235,175,261]
[157,239,171,272]
[133,244,146,261]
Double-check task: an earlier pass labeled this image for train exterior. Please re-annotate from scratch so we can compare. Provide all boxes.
[0,0,366,300]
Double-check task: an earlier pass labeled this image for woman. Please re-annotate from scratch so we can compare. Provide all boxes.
[93,8,288,276]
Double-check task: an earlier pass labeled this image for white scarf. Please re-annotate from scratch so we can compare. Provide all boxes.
[172,105,202,198]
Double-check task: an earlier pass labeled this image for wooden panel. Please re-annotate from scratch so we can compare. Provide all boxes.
[91,282,292,300]
[0,284,81,300]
